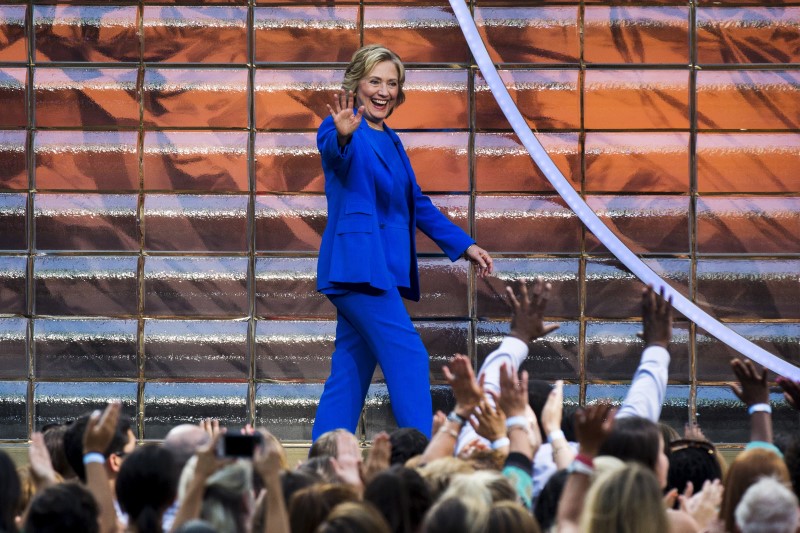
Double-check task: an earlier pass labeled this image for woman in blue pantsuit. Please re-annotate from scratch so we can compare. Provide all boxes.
[313,45,493,441]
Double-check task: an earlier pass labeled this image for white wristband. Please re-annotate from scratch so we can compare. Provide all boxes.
[491,437,510,450]
[567,459,594,476]
[547,430,566,443]
[748,403,772,415]
[505,416,528,428]
[83,452,105,465]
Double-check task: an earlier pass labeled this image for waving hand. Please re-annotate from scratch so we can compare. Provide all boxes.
[327,91,364,141]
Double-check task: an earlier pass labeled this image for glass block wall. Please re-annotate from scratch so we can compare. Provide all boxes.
[0,0,798,444]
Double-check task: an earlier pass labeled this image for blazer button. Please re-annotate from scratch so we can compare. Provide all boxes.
[379,223,386,229]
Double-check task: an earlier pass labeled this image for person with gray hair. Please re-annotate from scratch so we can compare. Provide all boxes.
[735,476,799,533]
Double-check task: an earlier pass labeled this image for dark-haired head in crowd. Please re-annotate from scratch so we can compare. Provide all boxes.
[42,424,76,481]
[63,411,135,483]
[316,501,391,533]
[288,483,359,533]
[388,428,428,466]
[364,465,432,533]
[666,439,722,496]
[0,450,21,533]
[116,445,178,533]
[23,482,98,533]
[598,416,669,488]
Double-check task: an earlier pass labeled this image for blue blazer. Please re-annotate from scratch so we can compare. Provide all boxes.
[316,116,474,302]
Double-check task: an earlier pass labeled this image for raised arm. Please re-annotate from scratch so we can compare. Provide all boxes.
[82,402,123,533]
[540,380,576,469]
[170,431,229,532]
[557,404,615,533]
[317,93,363,176]
[254,437,290,533]
[326,91,364,147]
[617,285,672,421]
[420,354,482,464]
[481,279,560,398]
[456,278,559,453]
[730,358,773,444]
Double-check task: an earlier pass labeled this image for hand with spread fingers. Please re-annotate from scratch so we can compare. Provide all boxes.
[498,364,541,459]
[679,479,724,531]
[497,363,529,418]
[730,357,773,444]
[327,91,364,142]
[469,392,507,443]
[777,376,800,411]
[507,277,560,344]
[574,403,616,458]
[442,354,484,418]
[729,358,769,407]
[639,285,673,349]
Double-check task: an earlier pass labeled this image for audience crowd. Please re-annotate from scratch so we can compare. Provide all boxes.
[1,280,799,533]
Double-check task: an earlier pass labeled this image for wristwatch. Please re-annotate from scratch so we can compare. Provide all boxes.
[446,411,467,426]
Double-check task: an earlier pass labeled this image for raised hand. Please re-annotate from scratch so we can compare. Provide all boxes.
[497,363,529,418]
[362,432,392,484]
[777,377,800,411]
[679,479,724,531]
[541,379,565,436]
[83,401,121,454]
[442,354,484,417]
[507,277,560,343]
[253,433,284,481]
[29,432,58,488]
[683,421,708,442]
[640,285,673,349]
[326,91,364,140]
[574,403,615,458]
[195,431,231,480]
[431,410,446,435]
[729,358,769,407]
[199,418,221,438]
[469,393,507,443]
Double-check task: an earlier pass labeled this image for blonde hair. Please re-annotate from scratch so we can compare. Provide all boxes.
[418,457,474,500]
[442,471,516,505]
[580,462,669,533]
[308,428,353,459]
[341,45,406,117]
[488,501,541,533]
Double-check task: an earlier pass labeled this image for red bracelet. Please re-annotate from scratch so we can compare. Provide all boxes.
[575,453,594,467]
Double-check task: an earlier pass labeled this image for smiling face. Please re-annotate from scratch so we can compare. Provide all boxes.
[355,60,400,128]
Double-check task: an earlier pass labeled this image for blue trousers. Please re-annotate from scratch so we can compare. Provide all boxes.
[312,288,433,440]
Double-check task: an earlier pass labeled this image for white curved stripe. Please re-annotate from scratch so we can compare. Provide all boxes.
[449,0,800,380]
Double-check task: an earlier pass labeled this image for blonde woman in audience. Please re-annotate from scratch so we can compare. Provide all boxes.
[580,462,669,533]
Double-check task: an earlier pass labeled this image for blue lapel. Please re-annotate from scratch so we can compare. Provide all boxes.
[360,119,392,172]
[384,125,416,185]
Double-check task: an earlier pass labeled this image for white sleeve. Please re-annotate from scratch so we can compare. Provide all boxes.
[455,337,529,453]
[615,345,670,422]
